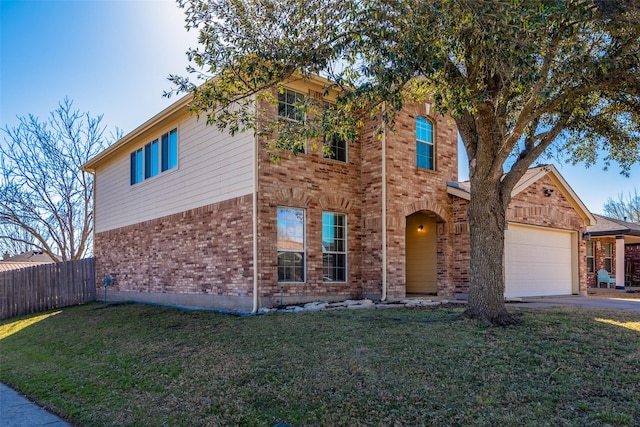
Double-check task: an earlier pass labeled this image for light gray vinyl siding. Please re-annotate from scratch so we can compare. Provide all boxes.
[94,114,254,233]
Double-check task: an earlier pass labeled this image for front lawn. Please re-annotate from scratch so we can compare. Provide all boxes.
[1,303,638,426]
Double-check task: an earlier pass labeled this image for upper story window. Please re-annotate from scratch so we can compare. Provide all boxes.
[321,101,347,162]
[586,241,594,273]
[144,140,159,179]
[130,148,143,185]
[324,136,347,162]
[130,128,178,185]
[416,116,434,170]
[161,129,178,172]
[278,89,305,122]
[277,207,305,282]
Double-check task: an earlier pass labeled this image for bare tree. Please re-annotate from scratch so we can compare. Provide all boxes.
[604,189,640,223]
[0,99,120,262]
[0,224,36,258]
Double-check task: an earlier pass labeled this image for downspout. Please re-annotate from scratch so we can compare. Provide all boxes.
[381,107,388,301]
[251,106,259,313]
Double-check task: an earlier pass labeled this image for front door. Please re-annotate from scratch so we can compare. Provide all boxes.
[406,212,437,294]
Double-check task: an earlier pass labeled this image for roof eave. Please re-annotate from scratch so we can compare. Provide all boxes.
[589,229,640,237]
[446,182,470,200]
[81,92,193,172]
[447,165,596,227]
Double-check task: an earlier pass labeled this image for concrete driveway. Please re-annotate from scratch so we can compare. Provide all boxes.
[510,295,640,312]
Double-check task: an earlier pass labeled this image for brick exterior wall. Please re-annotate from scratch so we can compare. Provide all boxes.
[585,235,640,288]
[255,99,459,303]
[587,239,640,287]
[92,83,594,310]
[381,103,458,298]
[626,244,640,286]
[451,197,471,290]
[587,237,617,287]
[255,99,364,305]
[451,175,589,294]
[359,115,385,298]
[94,195,254,298]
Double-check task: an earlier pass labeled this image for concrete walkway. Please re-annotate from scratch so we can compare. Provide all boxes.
[0,383,70,427]
[510,295,640,312]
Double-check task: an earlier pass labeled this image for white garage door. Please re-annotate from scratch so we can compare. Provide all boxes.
[504,224,573,298]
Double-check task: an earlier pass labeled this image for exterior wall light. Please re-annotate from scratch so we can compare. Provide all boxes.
[418,225,424,231]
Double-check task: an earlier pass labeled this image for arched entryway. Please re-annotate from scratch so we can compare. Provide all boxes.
[406,211,439,294]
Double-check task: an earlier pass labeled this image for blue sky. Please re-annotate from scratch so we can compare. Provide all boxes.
[1,0,196,132]
[1,0,637,215]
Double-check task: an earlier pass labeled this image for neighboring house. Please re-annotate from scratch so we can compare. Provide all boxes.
[586,215,640,287]
[82,76,595,312]
[0,251,56,272]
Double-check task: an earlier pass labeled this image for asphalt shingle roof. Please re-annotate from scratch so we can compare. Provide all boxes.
[0,251,56,272]
[587,214,640,236]
[2,251,56,263]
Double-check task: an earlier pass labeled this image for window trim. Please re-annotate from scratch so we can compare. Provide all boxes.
[130,148,143,185]
[278,88,305,122]
[130,127,178,186]
[161,128,178,172]
[321,100,347,163]
[604,242,613,272]
[323,135,348,163]
[277,206,306,283]
[416,115,435,170]
[322,211,347,283]
[586,240,594,273]
[144,139,159,179]
[277,88,308,154]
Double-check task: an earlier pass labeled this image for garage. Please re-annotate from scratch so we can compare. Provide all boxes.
[504,224,575,298]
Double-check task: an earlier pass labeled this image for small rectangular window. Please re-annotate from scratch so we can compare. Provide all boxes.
[278,89,305,122]
[324,136,347,162]
[277,207,305,282]
[604,242,613,272]
[130,128,178,185]
[130,149,143,185]
[144,140,159,179]
[322,101,346,162]
[586,241,594,273]
[416,116,434,170]
[162,128,178,172]
[322,212,347,282]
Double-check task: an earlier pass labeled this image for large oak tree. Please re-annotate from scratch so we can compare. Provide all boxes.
[170,0,640,325]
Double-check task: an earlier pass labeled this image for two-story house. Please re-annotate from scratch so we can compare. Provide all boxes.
[82,75,595,312]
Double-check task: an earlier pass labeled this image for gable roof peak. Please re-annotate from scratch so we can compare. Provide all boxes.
[447,164,595,226]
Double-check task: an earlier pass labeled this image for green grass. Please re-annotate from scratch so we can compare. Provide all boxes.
[1,303,639,426]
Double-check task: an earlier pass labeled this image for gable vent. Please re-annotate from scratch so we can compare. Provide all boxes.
[308,89,323,100]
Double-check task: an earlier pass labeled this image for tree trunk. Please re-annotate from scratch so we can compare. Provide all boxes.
[464,173,521,326]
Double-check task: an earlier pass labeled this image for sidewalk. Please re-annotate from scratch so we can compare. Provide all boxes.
[0,383,70,427]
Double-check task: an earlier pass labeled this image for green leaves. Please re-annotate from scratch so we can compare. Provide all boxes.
[170,0,639,171]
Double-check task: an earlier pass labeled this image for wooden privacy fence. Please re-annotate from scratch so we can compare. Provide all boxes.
[0,258,96,319]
